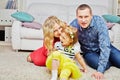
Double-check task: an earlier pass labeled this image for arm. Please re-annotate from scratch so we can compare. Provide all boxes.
[75,52,87,72]
[73,42,87,72]
[97,16,111,73]
[91,16,111,80]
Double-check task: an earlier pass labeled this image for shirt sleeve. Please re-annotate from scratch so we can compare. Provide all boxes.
[96,16,111,73]
[73,42,81,54]
[70,19,78,28]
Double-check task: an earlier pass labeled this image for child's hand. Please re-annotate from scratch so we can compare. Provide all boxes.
[80,68,87,73]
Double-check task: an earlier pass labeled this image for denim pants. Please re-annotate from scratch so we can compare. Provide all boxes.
[83,44,120,71]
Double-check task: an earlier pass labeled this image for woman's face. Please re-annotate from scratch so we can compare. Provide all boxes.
[53,23,62,38]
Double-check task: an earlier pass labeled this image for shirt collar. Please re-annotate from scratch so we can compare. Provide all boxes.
[90,16,94,27]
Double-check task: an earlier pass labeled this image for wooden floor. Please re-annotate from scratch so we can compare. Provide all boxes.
[0,45,120,80]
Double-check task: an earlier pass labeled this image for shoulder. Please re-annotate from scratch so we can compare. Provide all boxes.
[73,42,80,49]
[93,15,102,18]
[70,18,77,23]
[92,15,108,32]
[70,19,80,29]
[74,42,80,47]
[73,42,81,52]
[92,15,106,26]
[70,19,77,26]
[92,15,104,22]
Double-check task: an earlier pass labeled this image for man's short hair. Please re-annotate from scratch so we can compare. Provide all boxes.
[76,4,92,14]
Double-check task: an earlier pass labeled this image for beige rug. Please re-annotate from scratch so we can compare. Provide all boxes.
[0,46,120,80]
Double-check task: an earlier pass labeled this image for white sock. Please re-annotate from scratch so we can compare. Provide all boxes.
[51,70,58,80]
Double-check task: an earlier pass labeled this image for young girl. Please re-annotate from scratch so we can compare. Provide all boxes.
[46,26,87,80]
[27,16,66,66]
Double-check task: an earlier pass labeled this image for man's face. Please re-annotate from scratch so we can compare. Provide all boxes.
[76,8,92,28]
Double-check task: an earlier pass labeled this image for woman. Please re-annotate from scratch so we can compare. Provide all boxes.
[27,16,66,66]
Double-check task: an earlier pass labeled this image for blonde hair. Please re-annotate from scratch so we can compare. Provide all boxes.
[43,16,66,51]
[62,25,78,45]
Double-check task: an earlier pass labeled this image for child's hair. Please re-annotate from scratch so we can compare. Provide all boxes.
[43,16,66,51]
[61,25,78,45]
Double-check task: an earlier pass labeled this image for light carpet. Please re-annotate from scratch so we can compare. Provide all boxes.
[0,46,120,80]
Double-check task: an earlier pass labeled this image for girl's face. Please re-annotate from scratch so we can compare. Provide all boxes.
[60,32,72,47]
[53,23,62,38]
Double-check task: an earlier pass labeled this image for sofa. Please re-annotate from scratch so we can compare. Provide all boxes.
[11,3,120,50]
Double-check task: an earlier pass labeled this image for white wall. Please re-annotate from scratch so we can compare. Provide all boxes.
[25,0,109,7]
[0,0,8,9]
[24,0,113,14]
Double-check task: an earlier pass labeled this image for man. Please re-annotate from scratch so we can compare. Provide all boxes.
[70,4,120,80]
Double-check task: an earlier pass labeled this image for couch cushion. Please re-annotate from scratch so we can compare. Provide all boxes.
[20,27,43,39]
[22,22,42,30]
[11,11,34,22]
[102,14,120,23]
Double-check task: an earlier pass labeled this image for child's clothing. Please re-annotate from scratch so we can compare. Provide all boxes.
[54,41,81,59]
[46,51,82,79]
[46,41,82,79]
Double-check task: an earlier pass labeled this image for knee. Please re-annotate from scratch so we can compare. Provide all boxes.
[110,53,120,68]
[113,61,120,68]
[60,69,71,80]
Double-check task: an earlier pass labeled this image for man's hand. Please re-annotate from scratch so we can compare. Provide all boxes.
[91,71,104,80]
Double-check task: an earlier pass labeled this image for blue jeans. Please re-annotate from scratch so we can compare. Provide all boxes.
[83,44,120,71]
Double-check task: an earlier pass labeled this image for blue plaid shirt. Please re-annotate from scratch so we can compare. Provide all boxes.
[70,15,111,73]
